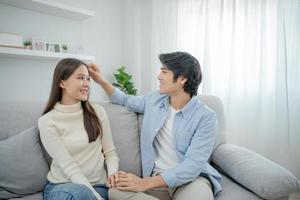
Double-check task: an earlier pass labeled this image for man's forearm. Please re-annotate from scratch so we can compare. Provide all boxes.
[143,175,168,190]
[97,79,114,96]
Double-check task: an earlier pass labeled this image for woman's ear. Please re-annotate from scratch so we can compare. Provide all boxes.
[60,80,65,88]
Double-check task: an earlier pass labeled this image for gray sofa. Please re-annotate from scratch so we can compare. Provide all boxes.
[0,96,299,200]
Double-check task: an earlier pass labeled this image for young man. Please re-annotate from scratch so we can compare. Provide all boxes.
[89,52,222,200]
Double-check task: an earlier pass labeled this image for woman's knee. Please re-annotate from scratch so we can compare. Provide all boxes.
[71,184,96,200]
[43,183,96,200]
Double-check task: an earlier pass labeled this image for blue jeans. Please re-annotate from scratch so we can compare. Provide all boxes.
[43,182,108,200]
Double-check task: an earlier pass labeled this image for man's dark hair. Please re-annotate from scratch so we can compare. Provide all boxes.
[159,51,202,97]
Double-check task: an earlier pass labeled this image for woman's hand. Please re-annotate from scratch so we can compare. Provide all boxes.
[106,172,119,188]
[88,63,104,84]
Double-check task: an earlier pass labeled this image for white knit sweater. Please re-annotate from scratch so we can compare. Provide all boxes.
[38,101,119,197]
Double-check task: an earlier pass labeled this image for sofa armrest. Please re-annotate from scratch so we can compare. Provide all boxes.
[211,144,300,200]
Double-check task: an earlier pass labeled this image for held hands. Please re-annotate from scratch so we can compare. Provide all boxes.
[106,171,148,192]
[106,172,119,188]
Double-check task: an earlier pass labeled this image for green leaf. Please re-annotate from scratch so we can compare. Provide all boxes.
[112,66,137,95]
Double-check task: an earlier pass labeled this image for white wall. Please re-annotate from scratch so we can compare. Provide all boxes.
[0,0,123,102]
[121,0,153,95]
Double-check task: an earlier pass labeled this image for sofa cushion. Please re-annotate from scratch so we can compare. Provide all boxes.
[0,127,49,199]
[101,102,142,177]
[215,175,263,200]
[10,192,43,200]
[212,144,300,200]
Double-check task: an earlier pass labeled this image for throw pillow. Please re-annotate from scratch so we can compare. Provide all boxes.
[212,144,300,200]
[0,126,49,199]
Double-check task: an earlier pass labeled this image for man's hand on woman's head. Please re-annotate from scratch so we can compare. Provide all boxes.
[88,63,114,96]
[88,63,104,84]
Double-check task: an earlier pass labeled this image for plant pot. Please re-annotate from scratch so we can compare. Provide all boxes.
[24,45,32,50]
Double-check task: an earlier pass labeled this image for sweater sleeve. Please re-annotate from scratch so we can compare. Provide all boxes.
[96,106,119,176]
[38,117,103,200]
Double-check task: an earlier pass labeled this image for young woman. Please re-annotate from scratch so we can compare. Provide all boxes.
[38,58,119,200]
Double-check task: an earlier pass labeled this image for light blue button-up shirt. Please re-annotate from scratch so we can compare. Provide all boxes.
[110,88,222,195]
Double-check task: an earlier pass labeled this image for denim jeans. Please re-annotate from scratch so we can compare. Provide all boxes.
[43,182,108,200]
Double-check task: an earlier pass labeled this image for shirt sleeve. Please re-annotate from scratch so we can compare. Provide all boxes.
[38,117,102,199]
[160,112,218,187]
[97,106,119,176]
[110,87,146,113]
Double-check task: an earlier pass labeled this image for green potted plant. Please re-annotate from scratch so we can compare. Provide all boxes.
[23,40,32,50]
[112,66,137,95]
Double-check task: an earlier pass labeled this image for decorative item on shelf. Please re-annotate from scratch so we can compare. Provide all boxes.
[0,32,23,48]
[61,44,68,53]
[23,40,32,50]
[112,66,137,95]
[45,42,61,53]
[78,46,84,54]
[32,38,45,51]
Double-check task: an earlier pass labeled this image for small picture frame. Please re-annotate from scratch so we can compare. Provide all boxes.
[45,42,61,53]
[32,39,45,51]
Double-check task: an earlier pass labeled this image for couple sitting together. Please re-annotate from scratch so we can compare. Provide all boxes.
[38,51,222,200]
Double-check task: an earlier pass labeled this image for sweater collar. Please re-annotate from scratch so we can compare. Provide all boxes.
[54,101,82,113]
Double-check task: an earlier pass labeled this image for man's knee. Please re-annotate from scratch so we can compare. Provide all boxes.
[108,188,125,200]
[172,178,213,200]
[109,188,159,200]
[108,188,140,200]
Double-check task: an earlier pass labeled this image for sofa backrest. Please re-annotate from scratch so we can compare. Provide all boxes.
[0,95,226,177]
[0,101,142,177]
[0,101,44,140]
[198,95,226,150]
[100,102,142,176]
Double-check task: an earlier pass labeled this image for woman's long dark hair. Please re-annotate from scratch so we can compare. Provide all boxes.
[42,58,102,142]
